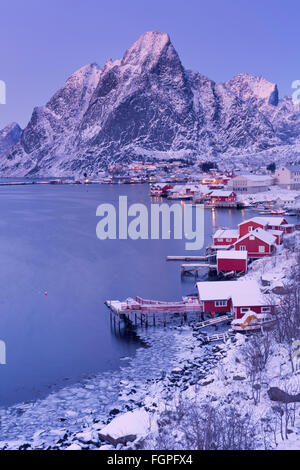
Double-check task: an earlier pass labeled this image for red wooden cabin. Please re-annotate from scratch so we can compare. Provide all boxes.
[207,190,237,203]
[234,228,276,258]
[217,250,248,274]
[239,216,294,238]
[238,218,268,238]
[196,280,275,327]
[213,229,239,247]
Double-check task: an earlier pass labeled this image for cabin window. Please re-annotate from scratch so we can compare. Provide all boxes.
[240,246,246,251]
[249,235,255,240]
[215,300,227,307]
[218,238,223,242]
[241,308,250,313]
[226,238,232,242]
[262,307,271,312]
[259,246,265,253]
[248,226,254,232]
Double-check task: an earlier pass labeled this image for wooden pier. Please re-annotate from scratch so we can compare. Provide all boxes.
[180,263,216,277]
[105,298,204,328]
[167,255,211,262]
[105,297,233,331]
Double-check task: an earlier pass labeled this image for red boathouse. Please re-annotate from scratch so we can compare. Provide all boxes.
[217,250,248,274]
[234,228,276,258]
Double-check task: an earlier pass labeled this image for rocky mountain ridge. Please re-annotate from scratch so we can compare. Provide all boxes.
[1,31,299,176]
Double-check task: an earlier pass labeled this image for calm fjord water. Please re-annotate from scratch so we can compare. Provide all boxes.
[0,183,252,406]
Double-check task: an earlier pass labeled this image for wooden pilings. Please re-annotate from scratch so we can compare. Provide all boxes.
[107,301,221,330]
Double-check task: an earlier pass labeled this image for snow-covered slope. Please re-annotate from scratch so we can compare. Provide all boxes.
[0,123,22,156]
[225,74,300,144]
[0,31,299,176]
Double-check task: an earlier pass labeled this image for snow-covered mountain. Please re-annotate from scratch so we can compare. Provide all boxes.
[224,74,300,143]
[0,31,299,176]
[0,122,22,156]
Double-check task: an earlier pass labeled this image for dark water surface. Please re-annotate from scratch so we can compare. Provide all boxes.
[0,183,256,406]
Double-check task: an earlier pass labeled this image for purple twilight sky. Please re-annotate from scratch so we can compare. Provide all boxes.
[0,0,299,129]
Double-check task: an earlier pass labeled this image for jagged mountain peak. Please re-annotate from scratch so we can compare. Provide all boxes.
[0,32,298,176]
[0,122,21,136]
[122,31,174,69]
[0,122,22,156]
[224,73,279,107]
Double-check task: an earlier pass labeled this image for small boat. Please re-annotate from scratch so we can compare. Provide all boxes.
[167,193,193,200]
[231,312,275,331]
[270,209,286,215]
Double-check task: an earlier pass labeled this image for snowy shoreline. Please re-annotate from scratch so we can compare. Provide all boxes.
[0,233,299,450]
[0,316,228,449]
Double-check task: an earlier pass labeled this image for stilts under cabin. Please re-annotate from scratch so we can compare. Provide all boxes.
[105,278,276,332]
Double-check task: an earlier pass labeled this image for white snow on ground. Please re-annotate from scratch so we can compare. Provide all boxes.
[0,233,299,449]
[0,322,220,449]
[99,408,152,439]
[238,187,300,206]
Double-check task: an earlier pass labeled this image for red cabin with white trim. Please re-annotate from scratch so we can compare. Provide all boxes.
[234,228,276,258]
[196,280,275,329]
[239,216,294,238]
[213,229,239,247]
[238,218,267,238]
[207,190,237,203]
[217,250,248,273]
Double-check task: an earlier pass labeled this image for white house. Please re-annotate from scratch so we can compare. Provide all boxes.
[275,165,300,189]
[227,174,273,193]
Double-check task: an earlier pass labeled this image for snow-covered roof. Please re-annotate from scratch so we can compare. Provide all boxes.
[208,190,235,197]
[197,281,233,301]
[235,227,276,246]
[151,182,172,188]
[231,174,272,182]
[213,229,239,239]
[254,216,287,226]
[230,282,269,307]
[238,217,268,227]
[196,279,269,306]
[239,216,287,227]
[217,250,248,260]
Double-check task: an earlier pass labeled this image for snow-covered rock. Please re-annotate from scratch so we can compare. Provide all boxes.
[0,122,22,156]
[225,74,300,144]
[65,443,82,450]
[99,408,151,440]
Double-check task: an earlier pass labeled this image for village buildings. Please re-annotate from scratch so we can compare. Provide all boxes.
[275,164,300,190]
[227,174,273,193]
